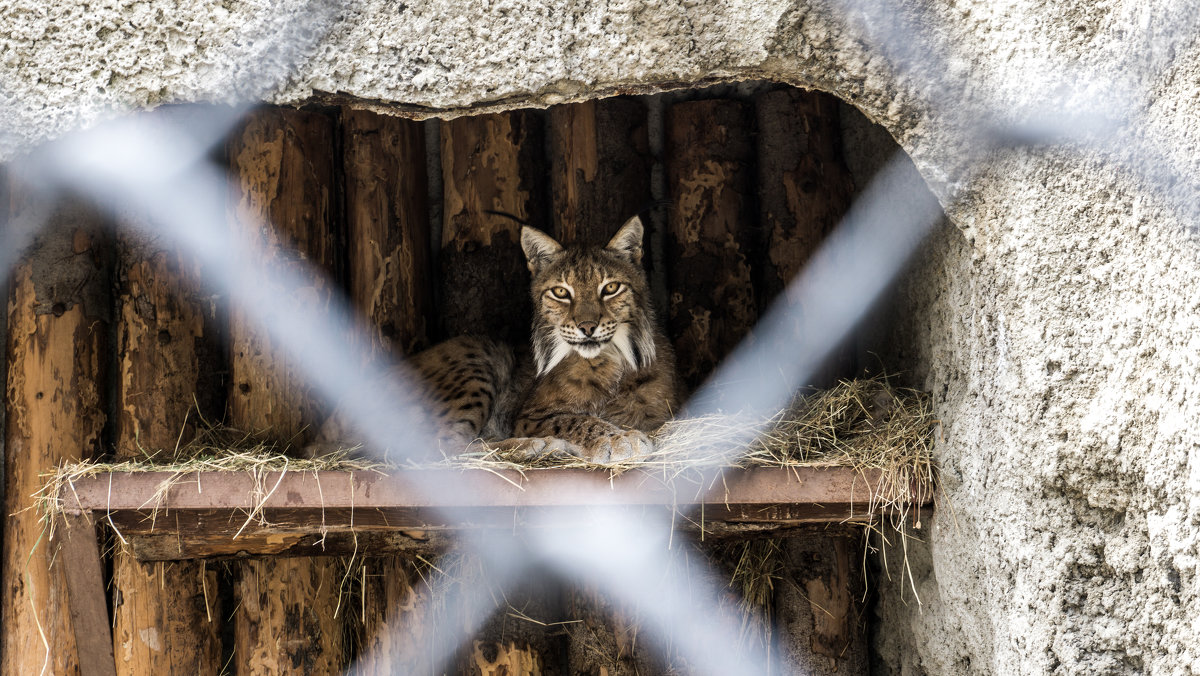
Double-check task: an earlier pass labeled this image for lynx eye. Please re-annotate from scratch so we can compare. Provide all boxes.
[601,281,623,297]
[549,286,572,300]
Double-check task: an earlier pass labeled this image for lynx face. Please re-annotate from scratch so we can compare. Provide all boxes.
[521,217,657,377]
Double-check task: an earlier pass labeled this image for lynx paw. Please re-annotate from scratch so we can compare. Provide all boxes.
[492,436,585,462]
[586,430,654,464]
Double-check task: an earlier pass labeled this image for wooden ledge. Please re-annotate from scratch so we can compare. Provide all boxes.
[59,466,917,561]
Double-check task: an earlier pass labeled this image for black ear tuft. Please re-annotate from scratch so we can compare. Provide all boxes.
[521,226,563,273]
[605,216,644,264]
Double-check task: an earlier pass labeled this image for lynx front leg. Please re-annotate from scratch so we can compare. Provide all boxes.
[514,414,653,464]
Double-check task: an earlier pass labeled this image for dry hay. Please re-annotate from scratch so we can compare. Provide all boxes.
[461,375,938,527]
[33,416,387,541]
[37,375,937,531]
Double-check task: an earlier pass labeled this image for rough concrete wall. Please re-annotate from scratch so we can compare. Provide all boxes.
[3,2,1200,675]
[875,152,1200,675]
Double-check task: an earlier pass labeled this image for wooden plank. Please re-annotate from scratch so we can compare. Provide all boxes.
[775,532,868,675]
[110,219,222,673]
[3,189,110,676]
[343,108,433,356]
[226,107,345,676]
[60,466,892,512]
[341,107,439,676]
[59,466,909,559]
[60,514,117,676]
[753,88,854,305]
[548,97,652,246]
[439,110,546,343]
[665,99,758,391]
[754,88,856,389]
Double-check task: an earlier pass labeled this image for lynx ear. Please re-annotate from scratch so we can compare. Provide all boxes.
[605,216,644,264]
[521,226,564,273]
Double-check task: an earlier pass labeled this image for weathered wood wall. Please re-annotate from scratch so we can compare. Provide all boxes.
[111,224,223,674]
[226,108,346,675]
[0,85,867,676]
[3,190,110,676]
[342,108,440,675]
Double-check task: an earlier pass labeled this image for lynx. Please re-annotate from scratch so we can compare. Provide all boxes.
[314,216,679,463]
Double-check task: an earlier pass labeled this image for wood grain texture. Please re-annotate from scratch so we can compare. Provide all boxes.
[665,99,759,391]
[775,534,868,675]
[466,575,563,676]
[343,108,433,357]
[2,191,110,676]
[755,89,856,388]
[439,110,546,343]
[227,107,340,444]
[58,467,904,561]
[565,587,655,676]
[754,88,854,303]
[549,98,651,246]
[61,514,116,676]
[226,107,345,676]
[110,229,222,674]
[341,106,438,676]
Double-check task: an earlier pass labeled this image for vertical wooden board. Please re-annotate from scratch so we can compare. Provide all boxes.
[665,99,758,390]
[549,98,652,246]
[754,88,854,302]
[755,89,856,387]
[2,190,110,676]
[226,107,346,676]
[343,108,433,357]
[775,534,868,675]
[439,110,546,343]
[61,515,116,676]
[352,557,438,675]
[341,107,438,675]
[565,588,656,676]
[227,107,341,444]
[548,98,655,676]
[110,230,222,674]
[465,574,563,676]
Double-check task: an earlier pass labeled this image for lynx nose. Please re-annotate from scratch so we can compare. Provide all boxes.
[577,321,598,337]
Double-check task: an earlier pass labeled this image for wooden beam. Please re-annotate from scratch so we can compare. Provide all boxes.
[775,532,868,675]
[226,107,346,676]
[548,98,652,246]
[439,110,546,343]
[754,88,856,389]
[59,466,908,560]
[343,108,433,356]
[3,189,110,676]
[341,107,439,676]
[60,514,117,676]
[665,99,758,391]
[110,220,222,673]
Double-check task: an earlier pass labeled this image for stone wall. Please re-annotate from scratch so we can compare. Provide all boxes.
[4,1,1199,673]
